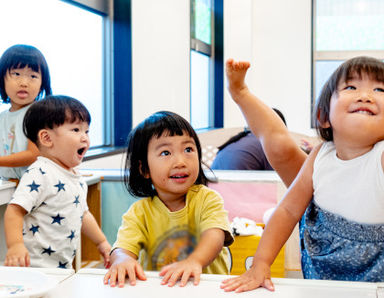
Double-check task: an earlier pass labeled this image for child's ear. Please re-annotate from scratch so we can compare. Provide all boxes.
[38,129,53,148]
[316,110,331,128]
[139,161,150,179]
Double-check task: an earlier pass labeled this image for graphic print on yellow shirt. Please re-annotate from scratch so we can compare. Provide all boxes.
[152,226,196,270]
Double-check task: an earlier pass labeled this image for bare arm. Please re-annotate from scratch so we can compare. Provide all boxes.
[81,210,111,267]
[0,140,39,167]
[4,204,30,266]
[221,144,320,292]
[226,59,307,187]
[159,228,225,287]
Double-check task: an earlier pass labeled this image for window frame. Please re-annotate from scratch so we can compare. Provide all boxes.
[190,0,223,131]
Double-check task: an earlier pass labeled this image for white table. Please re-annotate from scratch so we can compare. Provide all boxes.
[45,269,379,298]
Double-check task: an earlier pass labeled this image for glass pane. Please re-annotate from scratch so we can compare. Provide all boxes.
[190,50,210,129]
[192,0,212,45]
[316,0,384,51]
[314,60,344,102]
[0,0,104,147]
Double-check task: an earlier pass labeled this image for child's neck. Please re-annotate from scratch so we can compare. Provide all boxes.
[159,195,186,212]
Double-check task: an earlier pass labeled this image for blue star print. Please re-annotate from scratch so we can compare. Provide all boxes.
[51,213,65,225]
[27,181,41,192]
[54,181,65,192]
[29,224,40,235]
[67,230,75,241]
[39,167,46,175]
[58,261,68,269]
[73,195,80,207]
[42,246,55,256]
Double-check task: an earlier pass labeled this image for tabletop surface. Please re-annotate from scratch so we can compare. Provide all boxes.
[44,269,380,298]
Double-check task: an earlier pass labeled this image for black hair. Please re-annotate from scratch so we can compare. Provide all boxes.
[217,108,286,151]
[0,44,52,102]
[124,111,210,198]
[23,95,91,145]
[315,56,384,141]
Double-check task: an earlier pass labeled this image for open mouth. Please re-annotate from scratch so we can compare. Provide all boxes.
[170,174,189,179]
[77,147,86,156]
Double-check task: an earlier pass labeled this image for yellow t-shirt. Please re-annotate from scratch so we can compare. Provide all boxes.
[113,184,234,274]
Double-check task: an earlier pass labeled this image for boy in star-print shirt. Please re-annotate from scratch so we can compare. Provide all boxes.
[4,95,111,269]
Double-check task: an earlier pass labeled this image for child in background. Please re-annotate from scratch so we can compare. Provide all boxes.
[0,44,52,180]
[221,56,384,292]
[4,95,111,269]
[104,111,233,288]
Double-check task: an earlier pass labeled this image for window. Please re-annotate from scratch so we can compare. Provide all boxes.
[0,0,109,148]
[313,0,384,110]
[190,0,223,130]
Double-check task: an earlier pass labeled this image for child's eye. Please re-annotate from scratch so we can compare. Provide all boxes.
[374,87,384,92]
[160,150,170,156]
[10,71,20,77]
[345,85,356,90]
[31,74,39,79]
[185,147,194,153]
[73,128,80,132]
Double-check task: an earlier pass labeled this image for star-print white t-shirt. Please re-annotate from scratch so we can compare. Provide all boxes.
[9,156,88,268]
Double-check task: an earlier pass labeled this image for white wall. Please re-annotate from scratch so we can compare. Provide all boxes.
[224,0,314,136]
[82,0,314,169]
[131,0,190,127]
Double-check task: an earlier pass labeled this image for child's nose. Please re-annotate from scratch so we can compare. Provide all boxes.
[357,91,374,103]
[173,154,186,167]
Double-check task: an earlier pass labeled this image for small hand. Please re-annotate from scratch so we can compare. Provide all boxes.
[5,243,30,267]
[225,59,251,100]
[103,254,146,288]
[159,258,202,287]
[220,262,274,293]
[97,240,112,268]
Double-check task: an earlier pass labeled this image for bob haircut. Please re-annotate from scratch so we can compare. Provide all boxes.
[23,95,91,145]
[315,56,384,141]
[0,44,52,102]
[124,110,211,198]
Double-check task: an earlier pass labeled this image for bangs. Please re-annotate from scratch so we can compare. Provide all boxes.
[7,53,41,73]
[337,57,384,86]
[65,106,91,125]
[147,112,196,140]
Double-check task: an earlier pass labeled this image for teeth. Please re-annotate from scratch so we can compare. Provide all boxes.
[355,110,373,115]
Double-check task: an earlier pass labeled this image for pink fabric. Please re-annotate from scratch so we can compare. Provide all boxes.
[208,182,278,222]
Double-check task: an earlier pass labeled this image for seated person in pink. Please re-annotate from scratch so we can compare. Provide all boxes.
[211,108,286,170]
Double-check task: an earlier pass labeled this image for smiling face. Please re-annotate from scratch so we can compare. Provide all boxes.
[325,73,384,151]
[4,66,42,111]
[41,120,90,171]
[145,131,199,211]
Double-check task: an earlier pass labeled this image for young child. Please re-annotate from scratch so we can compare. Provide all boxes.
[4,95,111,269]
[0,44,52,180]
[221,56,384,292]
[103,111,233,288]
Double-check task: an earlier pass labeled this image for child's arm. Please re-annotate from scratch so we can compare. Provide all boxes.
[226,59,307,187]
[4,204,30,267]
[81,210,112,268]
[221,145,320,293]
[103,248,147,287]
[0,140,39,167]
[159,227,225,287]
